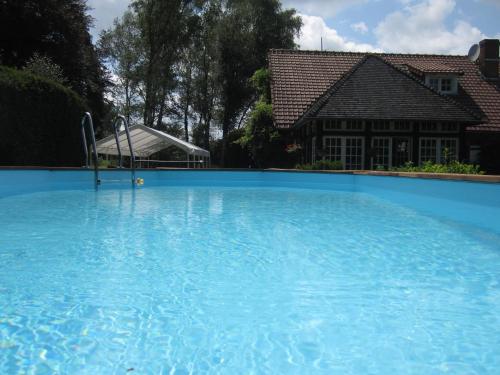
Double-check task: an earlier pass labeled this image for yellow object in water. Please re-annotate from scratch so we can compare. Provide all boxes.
[136,178,144,186]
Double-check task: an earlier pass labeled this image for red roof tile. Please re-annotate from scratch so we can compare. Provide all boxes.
[405,61,464,75]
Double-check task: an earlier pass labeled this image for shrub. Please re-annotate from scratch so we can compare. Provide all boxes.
[296,160,344,170]
[391,161,484,175]
[23,53,68,86]
[0,66,87,166]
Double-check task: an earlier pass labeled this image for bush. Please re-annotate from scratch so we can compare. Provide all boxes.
[391,161,484,175]
[0,66,87,166]
[296,160,344,170]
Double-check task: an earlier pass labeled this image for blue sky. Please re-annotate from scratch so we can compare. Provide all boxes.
[88,0,500,54]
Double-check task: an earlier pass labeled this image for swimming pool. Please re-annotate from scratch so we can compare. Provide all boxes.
[1,170,499,374]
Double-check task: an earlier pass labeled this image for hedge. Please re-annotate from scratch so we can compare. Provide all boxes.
[0,66,87,166]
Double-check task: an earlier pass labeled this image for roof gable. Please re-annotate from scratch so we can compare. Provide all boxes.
[269,49,500,131]
[300,56,479,124]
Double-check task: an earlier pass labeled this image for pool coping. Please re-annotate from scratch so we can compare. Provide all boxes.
[1,166,500,183]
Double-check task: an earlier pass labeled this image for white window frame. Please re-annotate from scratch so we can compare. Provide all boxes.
[419,137,459,164]
[371,137,392,169]
[323,119,364,131]
[424,75,458,94]
[371,136,412,169]
[323,136,365,170]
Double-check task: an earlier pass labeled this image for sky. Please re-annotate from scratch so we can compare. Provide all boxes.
[88,0,500,55]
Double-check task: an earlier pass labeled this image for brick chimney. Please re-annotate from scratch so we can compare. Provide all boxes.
[478,39,499,80]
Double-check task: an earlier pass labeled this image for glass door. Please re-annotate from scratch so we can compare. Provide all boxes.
[392,137,411,167]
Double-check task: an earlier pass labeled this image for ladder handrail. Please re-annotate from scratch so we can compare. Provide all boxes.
[81,112,99,187]
[113,115,136,186]
[111,117,123,168]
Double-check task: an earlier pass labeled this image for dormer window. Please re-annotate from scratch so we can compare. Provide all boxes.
[425,75,457,94]
[440,78,452,92]
[405,62,462,95]
[429,78,439,91]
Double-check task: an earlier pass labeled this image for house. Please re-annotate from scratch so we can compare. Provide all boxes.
[269,39,500,172]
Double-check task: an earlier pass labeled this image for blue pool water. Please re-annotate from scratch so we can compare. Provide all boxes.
[1,171,500,374]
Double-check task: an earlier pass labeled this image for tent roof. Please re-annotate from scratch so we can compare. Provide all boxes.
[95,124,210,158]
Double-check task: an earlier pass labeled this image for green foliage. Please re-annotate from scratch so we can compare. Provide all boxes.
[0,0,106,127]
[238,68,288,168]
[295,160,344,171]
[99,10,142,124]
[216,0,302,165]
[0,66,87,166]
[23,53,68,86]
[391,161,485,175]
[250,68,271,103]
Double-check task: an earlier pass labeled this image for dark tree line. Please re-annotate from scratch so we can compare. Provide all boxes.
[0,0,107,129]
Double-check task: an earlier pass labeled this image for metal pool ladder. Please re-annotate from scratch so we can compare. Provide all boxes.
[81,113,137,188]
[111,115,136,186]
[81,112,99,187]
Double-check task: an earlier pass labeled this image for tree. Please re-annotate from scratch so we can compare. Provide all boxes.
[99,0,301,165]
[215,0,301,165]
[99,10,142,125]
[238,68,284,168]
[0,0,106,125]
[190,0,221,149]
[131,0,201,128]
[23,53,68,86]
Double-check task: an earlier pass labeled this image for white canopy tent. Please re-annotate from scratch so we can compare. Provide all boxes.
[95,124,210,168]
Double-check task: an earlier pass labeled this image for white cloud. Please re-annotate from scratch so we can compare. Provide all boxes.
[283,0,367,18]
[351,21,369,34]
[374,0,486,54]
[297,14,380,52]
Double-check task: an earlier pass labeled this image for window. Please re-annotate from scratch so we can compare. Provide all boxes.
[419,122,459,133]
[345,138,364,169]
[371,137,412,169]
[372,120,391,131]
[324,136,364,170]
[345,120,364,130]
[440,78,452,92]
[419,138,458,164]
[372,137,391,169]
[392,137,411,167]
[324,119,364,131]
[441,123,459,132]
[371,120,412,132]
[425,75,457,94]
[419,138,438,163]
[429,78,439,91]
[394,121,411,131]
[440,138,458,163]
[420,121,438,132]
[324,120,343,130]
[324,137,342,162]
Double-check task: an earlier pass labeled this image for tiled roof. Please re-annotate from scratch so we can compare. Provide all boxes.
[269,49,500,131]
[301,56,479,124]
[404,61,464,75]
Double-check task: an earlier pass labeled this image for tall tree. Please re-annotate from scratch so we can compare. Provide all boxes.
[131,0,200,128]
[190,0,221,149]
[215,0,301,165]
[99,11,142,124]
[0,0,106,125]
